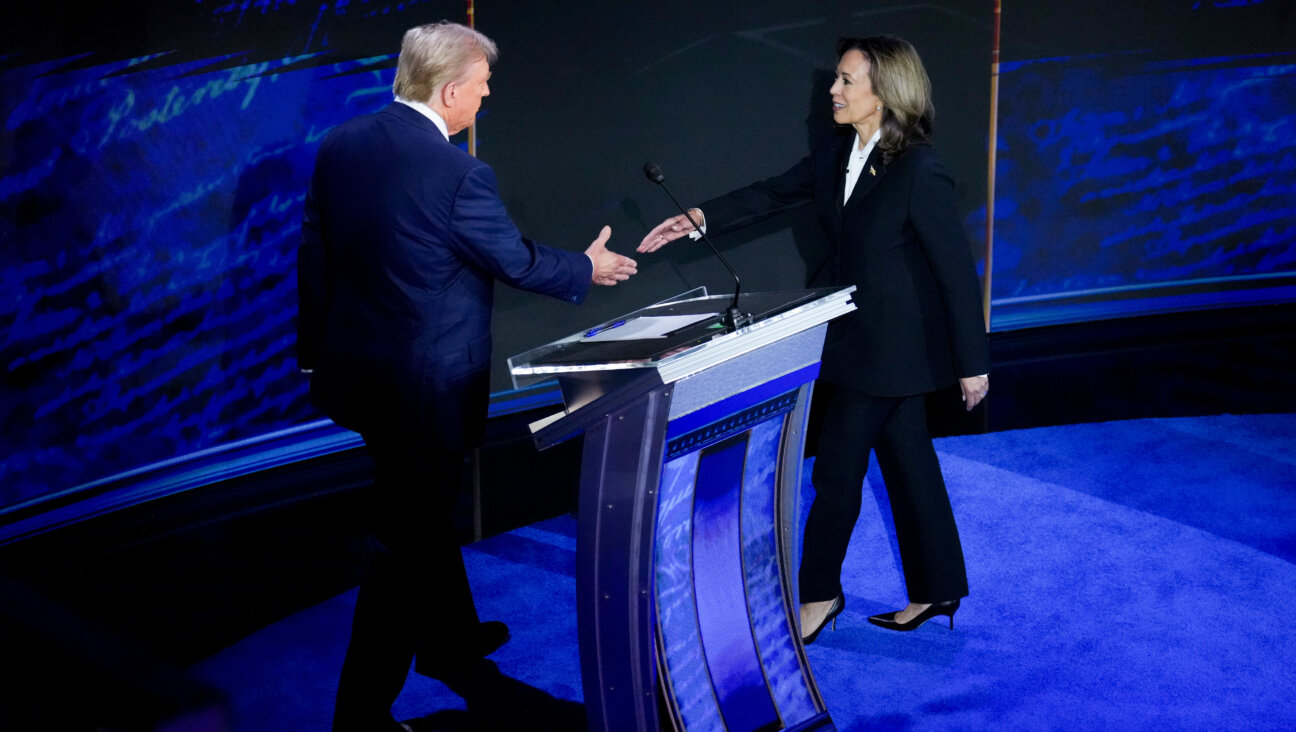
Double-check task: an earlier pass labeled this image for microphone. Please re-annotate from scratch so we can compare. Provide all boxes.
[642,161,749,330]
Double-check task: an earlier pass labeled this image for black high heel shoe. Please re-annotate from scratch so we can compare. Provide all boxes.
[800,594,845,644]
[867,599,960,632]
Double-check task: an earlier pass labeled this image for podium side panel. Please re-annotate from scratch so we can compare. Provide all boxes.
[779,382,831,712]
[577,386,671,732]
[744,417,819,722]
[654,377,832,731]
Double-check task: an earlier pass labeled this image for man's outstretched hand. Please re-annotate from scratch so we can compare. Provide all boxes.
[586,226,638,286]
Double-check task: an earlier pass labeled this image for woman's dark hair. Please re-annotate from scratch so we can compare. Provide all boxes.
[836,35,934,163]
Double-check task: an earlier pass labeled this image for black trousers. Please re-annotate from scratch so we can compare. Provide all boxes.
[799,387,968,605]
[333,432,479,729]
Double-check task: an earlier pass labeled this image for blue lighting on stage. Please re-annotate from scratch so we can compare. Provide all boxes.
[2,0,1292,522]
[1,2,415,511]
[983,51,1296,329]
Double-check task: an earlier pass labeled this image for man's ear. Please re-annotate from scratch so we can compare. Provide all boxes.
[439,80,457,108]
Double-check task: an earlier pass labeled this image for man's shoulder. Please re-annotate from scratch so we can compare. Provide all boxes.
[327,104,420,139]
[325,104,390,134]
[323,105,476,165]
[319,107,388,155]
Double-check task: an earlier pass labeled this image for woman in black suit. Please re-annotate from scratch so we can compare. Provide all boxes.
[638,35,990,639]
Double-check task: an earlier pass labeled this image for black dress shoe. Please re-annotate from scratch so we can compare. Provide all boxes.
[867,599,960,632]
[415,621,510,679]
[471,620,511,657]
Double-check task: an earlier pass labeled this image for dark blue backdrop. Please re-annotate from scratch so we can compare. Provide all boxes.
[987,50,1296,328]
[2,0,1293,512]
[1,0,433,508]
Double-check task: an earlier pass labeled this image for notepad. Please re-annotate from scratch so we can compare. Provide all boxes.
[581,313,717,342]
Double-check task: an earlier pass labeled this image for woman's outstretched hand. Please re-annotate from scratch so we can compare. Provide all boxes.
[637,209,704,253]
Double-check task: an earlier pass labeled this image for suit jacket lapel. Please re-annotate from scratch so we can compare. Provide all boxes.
[843,146,886,211]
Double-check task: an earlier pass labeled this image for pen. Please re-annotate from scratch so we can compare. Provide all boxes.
[585,319,626,338]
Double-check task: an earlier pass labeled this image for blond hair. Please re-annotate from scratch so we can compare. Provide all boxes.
[392,21,499,103]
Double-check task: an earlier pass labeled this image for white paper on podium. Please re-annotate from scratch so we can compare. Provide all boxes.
[582,313,717,342]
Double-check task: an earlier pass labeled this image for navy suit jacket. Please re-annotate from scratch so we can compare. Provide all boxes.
[701,131,990,397]
[298,103,592,448]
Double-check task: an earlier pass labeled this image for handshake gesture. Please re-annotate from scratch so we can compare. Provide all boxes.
[637,209,703,254]
[585,225,638,286]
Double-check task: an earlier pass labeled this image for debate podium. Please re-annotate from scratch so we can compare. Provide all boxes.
[509,287,855,732]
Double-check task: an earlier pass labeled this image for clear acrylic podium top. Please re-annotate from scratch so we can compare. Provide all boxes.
[507,286,856,390]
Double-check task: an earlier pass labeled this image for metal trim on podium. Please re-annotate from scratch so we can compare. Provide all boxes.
[509,287,854,732]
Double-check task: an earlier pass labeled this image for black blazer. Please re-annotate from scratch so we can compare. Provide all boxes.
[298,103,592,448]
[701,132,990,396]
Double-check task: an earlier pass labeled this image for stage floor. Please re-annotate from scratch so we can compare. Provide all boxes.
[189,413,1296,731]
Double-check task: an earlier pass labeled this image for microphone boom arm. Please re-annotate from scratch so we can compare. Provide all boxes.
[644,162,749,330]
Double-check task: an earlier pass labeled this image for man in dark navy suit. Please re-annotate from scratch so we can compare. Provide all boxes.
[297,20,637,730]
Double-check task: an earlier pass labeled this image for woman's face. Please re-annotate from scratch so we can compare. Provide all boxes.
[830,49,882,130]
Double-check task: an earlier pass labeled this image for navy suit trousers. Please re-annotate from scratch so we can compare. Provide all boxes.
[333,432,478,728]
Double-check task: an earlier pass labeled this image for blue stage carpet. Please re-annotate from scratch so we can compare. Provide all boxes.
[191,414,1296,730]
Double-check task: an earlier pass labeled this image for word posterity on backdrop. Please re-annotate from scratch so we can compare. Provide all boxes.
[2,0,1293,515]
[2,1,459,509]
